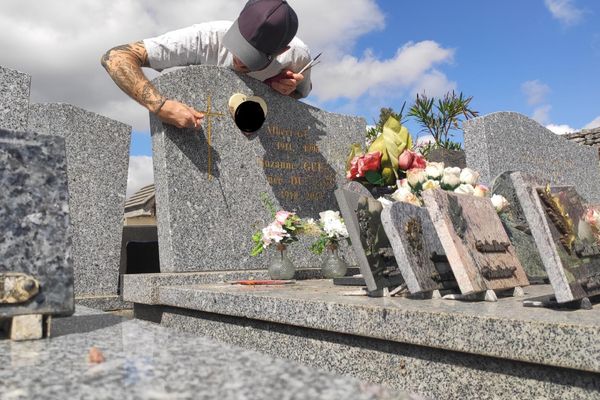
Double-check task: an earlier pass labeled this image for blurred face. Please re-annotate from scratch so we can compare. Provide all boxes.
[232,56,250,73]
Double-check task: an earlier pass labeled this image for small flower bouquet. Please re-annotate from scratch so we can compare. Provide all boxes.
[309,210,350,255]
[584,208,600,244]
[251,210,304,256]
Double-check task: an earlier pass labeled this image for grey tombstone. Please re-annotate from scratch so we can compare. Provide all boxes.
[381,202,457,294]
[0,66,30,131]
[335,183,403,295]
[491,171,548,283]
[464,112,600,202]
[150,66,364,272]
[521,184,600,303]
[27,104,131,308]
[423,189,530,294]
[0,129,73,318]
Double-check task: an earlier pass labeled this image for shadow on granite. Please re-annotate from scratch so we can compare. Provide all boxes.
[51,314,124,338]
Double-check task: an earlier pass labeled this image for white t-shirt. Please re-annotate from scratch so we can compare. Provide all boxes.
[143,20,312,98]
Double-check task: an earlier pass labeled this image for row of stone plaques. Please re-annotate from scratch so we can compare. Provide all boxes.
[337,172,600,304]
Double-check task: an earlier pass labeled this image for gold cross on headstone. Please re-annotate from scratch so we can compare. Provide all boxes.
[199,95,224,180]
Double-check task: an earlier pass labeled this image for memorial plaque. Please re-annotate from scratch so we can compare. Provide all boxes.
[423,189,529,294]
[464,112,600,202]
[381,202,457,294]
[335,185,403,295]
[491,171,548,283]
[525,185,600,303]
[151,66,364,272]
[0,129,73,317]
[0,66,30,131]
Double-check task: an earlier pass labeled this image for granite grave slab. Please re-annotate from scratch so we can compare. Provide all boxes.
[0,66,30,131]
[335,183,403,295]
[150,65,364,272]
[423,189,529,294]
[491,171,548,283]
[464,111,600,202]
[524,184,600,303]
[27,103,130,307]
[381,201,457,294]
[0,129,73,318]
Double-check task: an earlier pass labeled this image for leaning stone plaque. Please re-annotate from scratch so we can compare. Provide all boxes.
[335,183,403,296]
[423,189,529,294]
[491,171,548,283]
[151,66,364,272]
[381,202,457,294]
[525,184,600,303]
[0,129,73,321]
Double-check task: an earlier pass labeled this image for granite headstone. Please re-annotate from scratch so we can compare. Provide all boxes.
[0,66,30,131]
[381,201,457,294]
[464,112,600,202]
[27,103,130,306]
[523,184,600,303]
[491,171,548,283]
[0,129,73,317]
[423,189,529,294]
[150,66,364,272]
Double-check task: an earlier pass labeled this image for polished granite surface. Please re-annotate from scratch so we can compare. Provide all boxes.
[123,278,600,373]
[0,307,416,400]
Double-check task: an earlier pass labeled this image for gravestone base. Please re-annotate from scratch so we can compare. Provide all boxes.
[74,295,132,312]
[128,280,600,400]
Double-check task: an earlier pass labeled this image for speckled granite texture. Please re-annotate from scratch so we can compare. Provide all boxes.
[0,307,415,400]
[0,129,73,317]
[151,65,364,272]
[128,280,600,375]
[136,304,600,400]
[27,103,130,300]
[464,111,600,202]
[0,66,30,131]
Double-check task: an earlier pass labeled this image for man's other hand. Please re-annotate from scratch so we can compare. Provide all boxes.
[268,70,304,96]
[157,100,204,129]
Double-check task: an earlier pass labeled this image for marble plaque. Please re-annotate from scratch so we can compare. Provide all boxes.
[464,112,600,202]
[27,104,130,300]
[150,66,364,272]
[335,185,403,295]
[381,202,457,294]
[423,189,529,294]
[491,171,548,283]
[0,129,73,317]
[525,185,600,303]
[0,66,30,131]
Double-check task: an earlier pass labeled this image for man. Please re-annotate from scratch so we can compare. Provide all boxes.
[101,0,311,130]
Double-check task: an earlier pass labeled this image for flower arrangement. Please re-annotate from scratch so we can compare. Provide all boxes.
[251,210,305,256]
[584,208,600,244]
[309,210,350,254]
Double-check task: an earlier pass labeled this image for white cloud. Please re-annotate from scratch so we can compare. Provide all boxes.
[521,80,550,106]
[584,116,600,129]
[546,123,576,135]
[544,0,584,26]
[532,105,552,125]
[126,155,154,198]
[416,134,435,146]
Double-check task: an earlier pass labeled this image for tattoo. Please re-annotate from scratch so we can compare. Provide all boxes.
[101,41,164,112]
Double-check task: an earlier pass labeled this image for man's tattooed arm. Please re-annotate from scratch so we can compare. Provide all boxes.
[101,41,166,113]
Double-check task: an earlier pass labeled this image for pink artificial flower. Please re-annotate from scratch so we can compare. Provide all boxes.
[412,152,427,169]
[262,221,289,248]
[275,210,293,225]
[357,151,382,176]
[398,150,426,171]
[347,156,361,179]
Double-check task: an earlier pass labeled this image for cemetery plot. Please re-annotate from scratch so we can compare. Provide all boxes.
[423,189,529,294]
[526,185,600,303]
[381,202,457,294]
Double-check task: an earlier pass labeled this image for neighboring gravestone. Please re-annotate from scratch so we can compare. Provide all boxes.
[335,183,403,295]
[464,112,600,202]
[0,66,30,131]
[492,171,548,283]
[523,184,600,303]
[27,103,130,308]
[150,66,364,272]
[381,202,457,294]
[423,189,529,294]
[0,129,73,318]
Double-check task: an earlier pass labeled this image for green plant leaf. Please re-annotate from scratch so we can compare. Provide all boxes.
[367,116,413,185]
[365,170,385,185]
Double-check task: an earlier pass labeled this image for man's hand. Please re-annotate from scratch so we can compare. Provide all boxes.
[156,100,204,129]
[268,70,304,96]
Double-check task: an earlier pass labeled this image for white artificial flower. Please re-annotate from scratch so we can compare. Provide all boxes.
[440,171,461,189]
[454,184,475,195]
[406,168,427,188]
[443,167,461,177]
[323,218,348,238]
[397,178,410,189]
[473,184,489,197]
[319,210,340,225]
[460,168,480,185]
[390,187,422,206]
[422,179,441,191]
[425,162,445,179]
[262,221,289,248]
[491,194,509,213]
[377,197,394,209]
